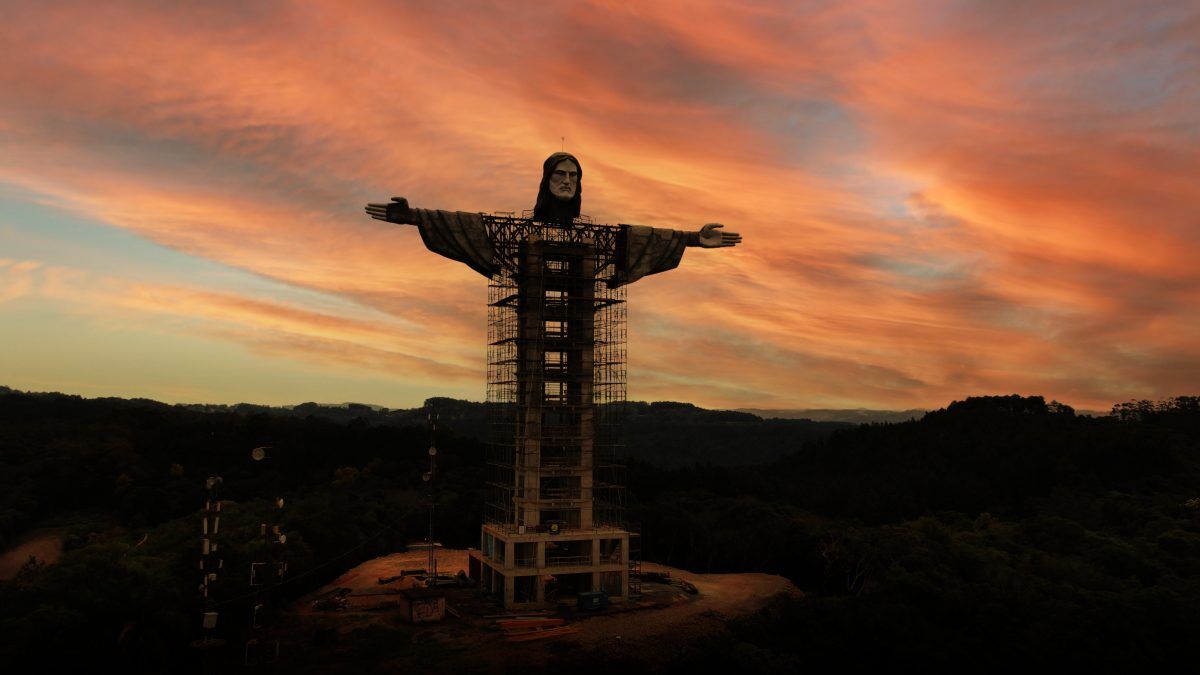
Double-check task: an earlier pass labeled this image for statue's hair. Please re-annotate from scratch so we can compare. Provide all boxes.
[533,152,582,222]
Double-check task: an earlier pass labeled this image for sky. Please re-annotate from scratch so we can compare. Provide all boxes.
[1,0,1197,412]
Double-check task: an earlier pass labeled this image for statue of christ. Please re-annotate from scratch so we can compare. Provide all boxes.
[365,152,741,285]
[363,152,741,608]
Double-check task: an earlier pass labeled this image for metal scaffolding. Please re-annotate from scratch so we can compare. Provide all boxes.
[484,214,627,534]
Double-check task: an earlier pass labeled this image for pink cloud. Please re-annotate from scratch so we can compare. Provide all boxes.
[1,0,1196,410]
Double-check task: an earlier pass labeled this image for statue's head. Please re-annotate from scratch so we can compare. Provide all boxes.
[534,152,582,222]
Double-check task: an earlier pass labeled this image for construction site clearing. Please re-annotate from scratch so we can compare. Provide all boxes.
[292,547,801,662]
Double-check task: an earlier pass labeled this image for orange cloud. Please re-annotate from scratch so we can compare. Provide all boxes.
[1,0,1196,411]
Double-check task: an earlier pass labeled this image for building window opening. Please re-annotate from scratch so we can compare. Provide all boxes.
[545,289,567,308]
[544,381,567,403]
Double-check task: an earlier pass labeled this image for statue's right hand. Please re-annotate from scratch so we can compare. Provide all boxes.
[365,197,414,224]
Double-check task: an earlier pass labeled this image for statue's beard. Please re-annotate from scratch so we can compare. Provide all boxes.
[534,192,579,223]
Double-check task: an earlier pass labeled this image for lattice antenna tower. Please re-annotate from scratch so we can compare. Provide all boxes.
[246,446,285,665]
[198,475,223,641]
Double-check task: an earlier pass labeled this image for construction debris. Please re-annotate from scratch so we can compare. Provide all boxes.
[496,617,580,642]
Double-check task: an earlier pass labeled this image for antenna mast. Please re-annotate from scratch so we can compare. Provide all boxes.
[424,408,439,586]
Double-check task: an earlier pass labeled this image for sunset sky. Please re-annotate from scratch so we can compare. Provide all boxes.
[1,1,1197,412]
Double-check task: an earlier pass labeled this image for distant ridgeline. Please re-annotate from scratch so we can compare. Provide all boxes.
[736,407,929,424]
[176,395,854,467]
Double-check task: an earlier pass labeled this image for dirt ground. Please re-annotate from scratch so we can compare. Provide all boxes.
[0,531,64,580]
[293,547,800,666]
[295,548,471,618]
[569,561,801,652]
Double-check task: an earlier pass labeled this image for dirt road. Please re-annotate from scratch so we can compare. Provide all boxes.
[0,531,64,580]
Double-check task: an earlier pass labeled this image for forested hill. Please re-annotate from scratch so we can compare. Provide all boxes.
[629,394,1200,671]
[0,387,845,559]
[3,386,1199,671]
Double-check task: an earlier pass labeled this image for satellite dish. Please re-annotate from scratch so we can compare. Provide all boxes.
[250,447,269,461]
[428,446,437,456]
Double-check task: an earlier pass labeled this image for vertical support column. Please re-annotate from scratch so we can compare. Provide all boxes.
[575,252,596,529]
[517,242,545,529]
[534,539,546,603]
[620,533,630,599]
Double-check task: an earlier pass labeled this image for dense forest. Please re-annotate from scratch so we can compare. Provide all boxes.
[1,386,1197,672]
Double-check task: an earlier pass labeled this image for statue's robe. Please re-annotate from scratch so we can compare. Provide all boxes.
[409,209,499,278]
[410,208,688,287]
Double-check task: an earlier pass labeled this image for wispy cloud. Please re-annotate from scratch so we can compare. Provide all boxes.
[2,259,480,385]
[1,0,1197,410]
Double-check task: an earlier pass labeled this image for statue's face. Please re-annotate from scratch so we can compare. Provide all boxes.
[548,159,579,201]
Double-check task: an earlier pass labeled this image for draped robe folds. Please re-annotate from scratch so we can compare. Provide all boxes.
[409,208,689,287]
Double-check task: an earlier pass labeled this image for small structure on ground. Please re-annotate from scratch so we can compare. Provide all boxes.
[398,587,446,623]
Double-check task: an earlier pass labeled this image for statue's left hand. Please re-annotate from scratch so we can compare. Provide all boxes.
[697,223,741,248]
[365,197,414,225]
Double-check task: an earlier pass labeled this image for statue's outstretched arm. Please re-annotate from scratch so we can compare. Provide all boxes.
[689,222,742,248]
[364,196,498,278]
[612,220,742,287]
[365,197,414,225]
